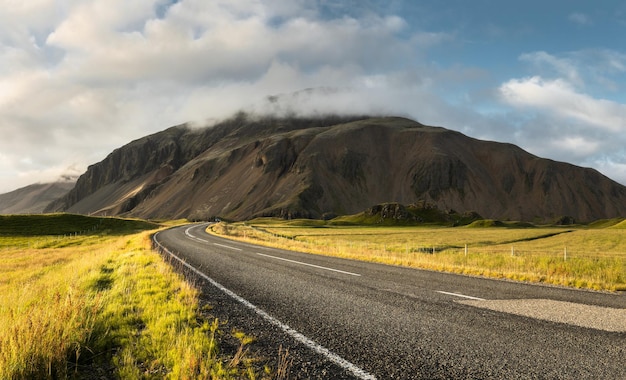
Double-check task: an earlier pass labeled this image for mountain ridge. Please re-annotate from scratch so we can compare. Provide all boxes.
[0,182,75,214]
[45,115,626,222]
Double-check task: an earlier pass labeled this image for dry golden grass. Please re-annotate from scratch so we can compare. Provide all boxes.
[0,215,277,379]
[0,235,113,378]
[209,220,626,292]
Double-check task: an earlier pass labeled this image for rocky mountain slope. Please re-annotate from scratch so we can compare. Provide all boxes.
[46,115,626,222]
[0,182,75,214]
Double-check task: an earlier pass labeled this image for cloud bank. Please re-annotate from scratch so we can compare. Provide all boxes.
[1,0,626,193]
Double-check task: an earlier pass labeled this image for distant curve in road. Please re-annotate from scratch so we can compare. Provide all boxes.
[154,224,626,379]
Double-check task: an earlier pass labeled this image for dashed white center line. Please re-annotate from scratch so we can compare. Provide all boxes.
[213,242,242,251]
[185,225,360,276]
[256,252,361,277]
[184,226,207,242]
[436,290,486,301]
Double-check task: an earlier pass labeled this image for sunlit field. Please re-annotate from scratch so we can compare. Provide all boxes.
[0,214,274,379]
[209,218,626,291]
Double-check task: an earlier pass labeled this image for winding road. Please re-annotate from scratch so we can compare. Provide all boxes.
[153,224,626,379]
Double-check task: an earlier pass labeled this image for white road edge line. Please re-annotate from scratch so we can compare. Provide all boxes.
[153,232,377,380]
[436,290,486,301]
[256,252,361,277]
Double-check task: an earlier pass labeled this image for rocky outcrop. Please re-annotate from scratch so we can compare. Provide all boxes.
[364,202,482,225]
[367,203,415,221]
[47,115,626,222]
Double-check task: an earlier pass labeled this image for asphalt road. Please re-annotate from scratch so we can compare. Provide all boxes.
[153,224,626,379]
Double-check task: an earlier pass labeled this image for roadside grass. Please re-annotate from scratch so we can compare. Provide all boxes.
[0,214,274,379]
[209,218,626,292]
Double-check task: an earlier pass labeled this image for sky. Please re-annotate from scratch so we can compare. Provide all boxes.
[1,0,626,193]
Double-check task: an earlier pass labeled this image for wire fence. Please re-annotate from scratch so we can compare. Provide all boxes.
[394,244,624,260]
[241,229,625,263]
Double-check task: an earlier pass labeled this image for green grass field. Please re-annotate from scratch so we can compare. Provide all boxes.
[209,217,626,292]
[0,214,276,379]
[0,213,158,236]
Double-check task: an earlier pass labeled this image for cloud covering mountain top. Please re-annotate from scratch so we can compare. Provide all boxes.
[1,0,626,193]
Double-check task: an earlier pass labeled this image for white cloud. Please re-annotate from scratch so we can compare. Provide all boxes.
[519,50,626,97]
[43,0,418,86]
[519,51,583,88]
[2,0,626,194]
[2,0,460,193]
[557,136,600,156]
[499,76,626,133]
[593,155,626,184]
[497,49,626,185]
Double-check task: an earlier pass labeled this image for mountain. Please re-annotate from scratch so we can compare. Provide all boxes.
[0,182,75,214]
[46,115,626,222]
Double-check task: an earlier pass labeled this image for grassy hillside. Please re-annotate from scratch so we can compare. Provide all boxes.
[0,214,274,379]
[211,218,626,292]
[0,213,157,236]
[609,219,626,229]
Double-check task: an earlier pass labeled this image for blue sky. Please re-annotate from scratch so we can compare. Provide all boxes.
[1,0,625,193]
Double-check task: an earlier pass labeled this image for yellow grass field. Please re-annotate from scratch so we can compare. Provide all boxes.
[0,215,274,379]
[210,219,626,292]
